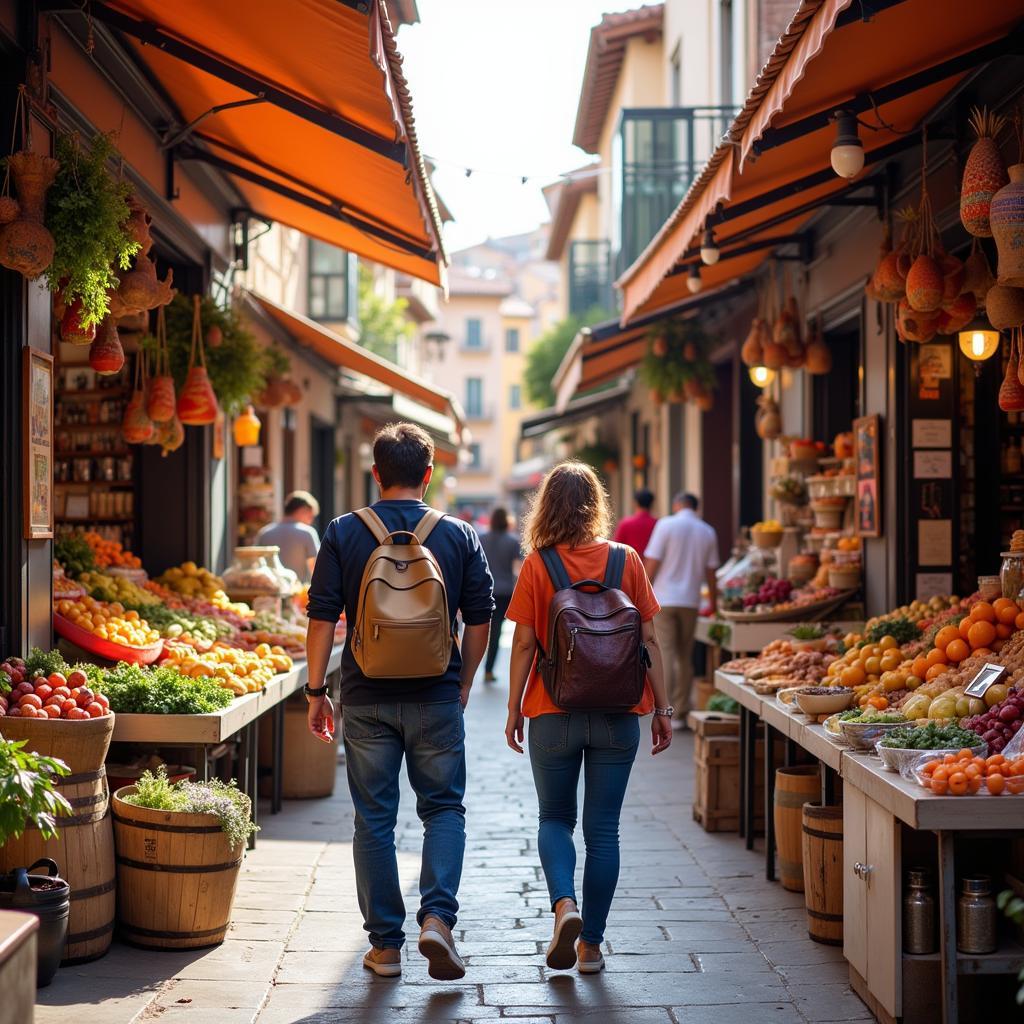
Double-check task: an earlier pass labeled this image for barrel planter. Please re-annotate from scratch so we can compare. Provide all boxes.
[0,714,115,963]
[773,765,820,892]
[111,788,243,950]
[258,695,336,800]
[801,803,843,945]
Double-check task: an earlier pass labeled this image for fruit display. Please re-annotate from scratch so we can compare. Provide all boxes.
[879,721,983,751]
[81,531,142,570]
[916,750,1024,796]
[720,569,845,616]
[824,634,915,708]
[54,596,160,648]
[155,562,226,600]
[78,570,160,607]
[135,604,232,647]
[160,641,293,696]
[54,531,97,578]
[963,689,1024,753]
[0,660,110,719]
[865,594,964,634]
[724,642,837,693]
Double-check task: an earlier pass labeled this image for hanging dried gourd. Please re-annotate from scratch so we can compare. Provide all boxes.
[741,318,766,366]
[755,394,782,440]
[117,195,175,311]
[122,353,155,443]
[906,140,944,316]
[961,107,1008,238]
[61,294,96,345]
[804,320,832,375]
[155,413,185,457]
[963,239,995,308]
[177,294,219,426]
[898,299,941,343]
[871,223,905,302]
[1000,330,1024,412]
[940,253,965,301]
[990,113,1024,288]
[937,292,977,336]
[987,284,1024,330]
[0,150,59,279]
[146,305,177,422]
[89,317,124,375]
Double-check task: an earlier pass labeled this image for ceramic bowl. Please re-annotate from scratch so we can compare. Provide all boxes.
[795,688,855,716]
[875,741,987,778]
[838,719,908,751]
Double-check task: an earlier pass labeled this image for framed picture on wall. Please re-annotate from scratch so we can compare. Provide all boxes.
[854,414,881,538]
[23,347,54,539]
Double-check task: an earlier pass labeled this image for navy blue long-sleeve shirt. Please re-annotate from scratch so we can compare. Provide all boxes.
[307,500,495,705]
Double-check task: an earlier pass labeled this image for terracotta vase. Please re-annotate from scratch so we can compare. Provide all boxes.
[177,367,218,425]
[991,164,1024,287]
[0,151,59,278]
[256,377,288,408]
[122,389,155,443]
[126,196,153,252]
[118,253,161,310]
[60,296,96,345]
[961,109,1008,238]
[986,284,1024,330]
[1000,335,1024,412]
[805,335,832,375]
[279,377,303,407]
[905,254,943,313]
[89,319,125,375]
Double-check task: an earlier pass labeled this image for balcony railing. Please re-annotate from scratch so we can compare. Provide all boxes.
[615,106,739,275]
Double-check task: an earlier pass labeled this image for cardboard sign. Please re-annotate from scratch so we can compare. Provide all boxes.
[964,663,1008,699]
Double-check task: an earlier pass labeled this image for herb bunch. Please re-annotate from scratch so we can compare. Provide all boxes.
[101,662,233,715]
[0,739,72,846]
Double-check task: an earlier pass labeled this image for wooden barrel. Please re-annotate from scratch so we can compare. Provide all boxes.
[774,765,820,892]
[801,803,843,945]
[257,697,336,800]
[112,788,242,950]
[0,715,115,962]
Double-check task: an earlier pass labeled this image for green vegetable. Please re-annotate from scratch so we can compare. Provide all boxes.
[131,603,228,643]
[879,722,981,750]
[101,662,233,715]
[706,693,740,715]
[841,709,907,725]
[788,625,826,641]
[55,532,96,579]
[863,616,920,647]
[24,647,70,679]
[0,739,72,846]
[707,622,731,646]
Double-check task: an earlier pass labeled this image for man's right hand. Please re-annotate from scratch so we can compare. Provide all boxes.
[307,694,336,744]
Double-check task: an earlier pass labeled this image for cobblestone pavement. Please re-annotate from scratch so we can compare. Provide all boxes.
[37,650,873,1024]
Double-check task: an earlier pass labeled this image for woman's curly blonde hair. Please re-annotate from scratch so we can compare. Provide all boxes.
[521,461,612,552]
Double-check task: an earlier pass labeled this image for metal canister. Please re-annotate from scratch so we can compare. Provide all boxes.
[957,875,997,954]
[903,867,936,954]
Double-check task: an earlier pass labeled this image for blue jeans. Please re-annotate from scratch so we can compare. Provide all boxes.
[528,712,641,944]
[342,700,466,949]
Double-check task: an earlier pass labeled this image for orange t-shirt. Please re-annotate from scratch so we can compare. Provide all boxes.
[506,540,661,718]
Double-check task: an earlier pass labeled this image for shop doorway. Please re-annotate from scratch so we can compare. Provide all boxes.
[813,315,863,445]
[310,421,336,532]
[702,360,735,562]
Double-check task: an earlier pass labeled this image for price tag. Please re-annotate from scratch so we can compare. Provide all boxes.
[964,663,1008,699]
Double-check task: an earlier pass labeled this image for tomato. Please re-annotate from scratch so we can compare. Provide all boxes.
[84,702,104,719]
[19,704,39,718]
[65,707,88,720]
[987,773,1006,795]
[94,693,110,709]
[51,686,70,700]
[75,688,94,708]
[43,704,61,719]
[60,699,77,715]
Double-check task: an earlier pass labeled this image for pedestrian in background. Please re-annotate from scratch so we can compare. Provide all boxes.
[644,492,719,728]
[612,487,658,556]
[256,490,321,582]
[504,462,672,975]
[480,506,521,682]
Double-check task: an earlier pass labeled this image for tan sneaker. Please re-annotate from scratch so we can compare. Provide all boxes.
[418,914,466,980]
[577,940,605,974]
[546,897,583,970]
[363,946,402,977]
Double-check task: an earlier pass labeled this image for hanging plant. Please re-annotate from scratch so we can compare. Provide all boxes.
[574,442,619,475]
[44,131,140,328]
[639,318,715,405]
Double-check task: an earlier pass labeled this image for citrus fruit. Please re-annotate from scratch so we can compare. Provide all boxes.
[966,620,996,649]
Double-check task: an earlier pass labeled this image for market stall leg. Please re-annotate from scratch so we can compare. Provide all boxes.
[765,721,777,881]
[744,707,758,850]
[738,705,750,840]
[271,703,285,815]
[937,830,958,1024]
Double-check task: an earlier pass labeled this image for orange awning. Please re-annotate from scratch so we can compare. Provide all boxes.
[249,292,463,433]
[618,0,1024,323]
[86,0,445,284]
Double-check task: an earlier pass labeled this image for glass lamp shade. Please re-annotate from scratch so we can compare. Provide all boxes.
[749,365,776,388]
[687,266,703,293]
[958,327,999,363]
[232,405,262,446]
[700,228,720,265]
[830,112,864,179]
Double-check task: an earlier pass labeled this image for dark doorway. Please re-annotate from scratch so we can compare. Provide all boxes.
[737,362,764,542]
[310,421,336,532]
[813,316,862,444]
[702,360,735,563]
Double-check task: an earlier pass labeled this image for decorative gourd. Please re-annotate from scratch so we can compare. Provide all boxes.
[872,239,905,302]
[279,377,303,406]
[0,196,18,224]
[177,295,219,425]
[963,241,995,307]
[146,306,177,422]
[755,394,781,440]
[155,414,185,457]
[740,319,765,366]
[762,341,787,370]
[1000,332,1024,412]
[905,254,943,313]
[961,108,1008,238]
[940,254,965,301]
[89,318,125,375]
[936,292,977,336]
[991,164,1024,287]
[804,324,832,375]
[898,299,940,343]
[60,295,96,345]
[0,150,59,278]
[122,392,154,443]
[986,284,1024,330]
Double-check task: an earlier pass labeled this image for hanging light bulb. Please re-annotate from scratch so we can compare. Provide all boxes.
[232,404,262,446]
[830,111,864,179]
[748,365,776,389]
[686,265,703,294]
[700,227,720,265]
[957,324,1000,376]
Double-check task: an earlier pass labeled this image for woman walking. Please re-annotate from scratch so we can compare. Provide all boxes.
[504,462,672,974]
[480,507,521,682]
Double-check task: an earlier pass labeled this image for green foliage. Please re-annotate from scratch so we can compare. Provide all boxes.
[44,132,140,327]
[996,890,1024,1004]
[523,307,611,408]
[130,604,229,643]
[788,624,826,640]
[356,263,413,363]
[54,531,96,579]
[24,647,70,680]
[144,294,270,415]
[706,692,740,715]
[100,662,233,715]
[639,319,716,402]
[0,739,72,847]
[573,442,618,473]
[706,622,731,646]
[123,767,257,848]
[863,616,921,647]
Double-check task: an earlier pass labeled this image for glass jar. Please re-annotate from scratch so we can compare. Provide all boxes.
[977,575,1002,602]
[1000,552,1024,600]
[249,546,299,599]
[903,868,936,955]
[957,875,997,954]
[223,548,282,614]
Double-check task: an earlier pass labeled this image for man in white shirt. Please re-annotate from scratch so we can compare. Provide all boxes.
[644,493,720,725]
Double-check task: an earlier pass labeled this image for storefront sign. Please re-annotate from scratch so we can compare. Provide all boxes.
[911,419,952,448]
[913,450,953,479]
[918,519,952,566]
[964,663,1008,699]
[854,414,881,537]
[23,347,54,540]
[915,572,953,599]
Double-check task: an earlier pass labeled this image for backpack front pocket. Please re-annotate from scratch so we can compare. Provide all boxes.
[364,617,449,679]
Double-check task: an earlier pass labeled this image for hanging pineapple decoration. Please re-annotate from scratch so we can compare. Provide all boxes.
[960,107,1008,238]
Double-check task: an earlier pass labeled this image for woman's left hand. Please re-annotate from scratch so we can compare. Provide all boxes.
[505,708,525,753]
[651,714,672,755]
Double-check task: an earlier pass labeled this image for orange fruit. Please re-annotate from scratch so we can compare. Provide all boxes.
[970,601,997,623]
[986,754,1006,768]
[972,648,993,658]
[995,601,1019,625]
[958,617,972,638]
[934,625,961,651]
[986,773,1005,795]
[1015,611,1024,631]
[967,620,997,649]
[930,778,948,795]
[925,648,948,668]
[911,656,930,679]
[932,766,950,782]
[948,772,968,796]
[924,664,947,681]
[996,622,1013,640]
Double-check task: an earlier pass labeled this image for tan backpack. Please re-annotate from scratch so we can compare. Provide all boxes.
[350,507,452,679]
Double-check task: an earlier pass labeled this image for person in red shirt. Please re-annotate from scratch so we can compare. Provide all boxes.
[612,488,657,556]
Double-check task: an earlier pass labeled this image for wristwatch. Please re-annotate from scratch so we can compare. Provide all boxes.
[653,706,675,718]
[303,683,328,698]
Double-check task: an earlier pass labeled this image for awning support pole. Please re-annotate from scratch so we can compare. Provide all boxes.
[160,97,268,151]
[43,1,408,166]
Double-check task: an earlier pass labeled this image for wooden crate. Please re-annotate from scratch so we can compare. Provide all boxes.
[690,711,767,833]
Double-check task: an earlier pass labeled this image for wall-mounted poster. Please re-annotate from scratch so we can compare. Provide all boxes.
[23,347,54,539]
[854,414,881,538]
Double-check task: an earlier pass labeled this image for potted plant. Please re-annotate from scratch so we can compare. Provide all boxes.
[640,319,716,409]
[0,737,72,987]
[112,767,256,950]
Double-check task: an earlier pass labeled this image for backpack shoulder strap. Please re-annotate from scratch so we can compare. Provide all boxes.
[603,543,627,590]
[353,507,390,545]
[538,547,573,592]
[413,508,444,544]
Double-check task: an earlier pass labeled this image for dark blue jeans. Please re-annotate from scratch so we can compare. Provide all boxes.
[528,711,641,944]
[342,700,466,949]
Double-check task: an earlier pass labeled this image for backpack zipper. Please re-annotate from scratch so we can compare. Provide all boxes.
[371,616,440,641]
[567,624,635,662]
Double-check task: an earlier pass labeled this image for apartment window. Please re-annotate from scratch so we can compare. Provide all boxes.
[465,377,483,417]
[670,43,682,106]
[465,318,483,349]
[509,384,521,411]
[505,327,520,353]
[308,239,355,320]
[719,0,734,106]
[467,443,483,469]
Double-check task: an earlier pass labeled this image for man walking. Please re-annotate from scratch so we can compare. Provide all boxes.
[644,493,719,727]
[256,490,321,582]
[303,423,494,981]
[613,488,658,556]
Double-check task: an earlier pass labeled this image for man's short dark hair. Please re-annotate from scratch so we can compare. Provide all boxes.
[634,488,654,510]
[284,490,319,516]
[676,492,699,511]
[373,422,434,489]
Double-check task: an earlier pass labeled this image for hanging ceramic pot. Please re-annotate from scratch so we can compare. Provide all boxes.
[761,341,787,370]
[146,307,177,422]
[177,295,219,425]
[991,164,1024,287]
[905,254,943,313]
[279,377,303,406]
[986,284,1024,330]
[89,318,125,375]
[155,414,185,457]
[740,318,765,366]
[206,324,223,348]
[651,334,669,358]
[805,333,832,375]
[255,376,288,408]
[0,150,59,278]
[1000,332,1024,412]
[125,195,153,252]
[961,108,1008,237]
[60,295,96,345]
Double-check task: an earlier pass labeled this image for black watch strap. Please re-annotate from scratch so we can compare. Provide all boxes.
[303,683,328,698]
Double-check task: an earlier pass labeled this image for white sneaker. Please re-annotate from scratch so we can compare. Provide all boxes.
[546,898,583,970]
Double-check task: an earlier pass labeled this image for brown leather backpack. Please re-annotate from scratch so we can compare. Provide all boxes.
[350,507,452,679]
[537,543,649,711]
